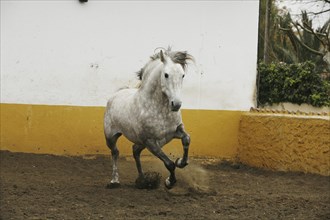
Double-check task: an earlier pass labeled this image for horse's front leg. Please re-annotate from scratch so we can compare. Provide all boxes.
[174,124,190,169]
[146,140,176,189]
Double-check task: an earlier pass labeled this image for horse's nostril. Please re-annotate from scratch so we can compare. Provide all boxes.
[171,101,174,106]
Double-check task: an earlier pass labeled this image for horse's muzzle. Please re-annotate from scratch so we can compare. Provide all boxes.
[171,101,182,112]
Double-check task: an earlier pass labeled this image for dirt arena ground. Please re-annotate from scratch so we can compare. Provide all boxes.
[1,150,329,220]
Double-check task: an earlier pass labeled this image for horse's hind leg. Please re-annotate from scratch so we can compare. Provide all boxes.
[105,133,122,188]
[132,144,145,177]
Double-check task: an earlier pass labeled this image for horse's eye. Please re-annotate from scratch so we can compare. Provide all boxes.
[182,75,185,78]
[164,73,169,78]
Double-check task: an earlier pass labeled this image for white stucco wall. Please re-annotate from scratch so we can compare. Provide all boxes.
[1,0,259,110]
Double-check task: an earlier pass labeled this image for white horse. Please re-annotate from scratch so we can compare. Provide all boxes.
[104,48,194,189]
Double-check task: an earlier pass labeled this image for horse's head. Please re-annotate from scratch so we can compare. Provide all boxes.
[159,50,193,112]
[137,48,194,112]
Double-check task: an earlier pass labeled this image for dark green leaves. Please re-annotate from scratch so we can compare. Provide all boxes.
[257,61,330,107]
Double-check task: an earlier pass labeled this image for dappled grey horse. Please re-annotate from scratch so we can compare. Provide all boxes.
[104,48,194,189]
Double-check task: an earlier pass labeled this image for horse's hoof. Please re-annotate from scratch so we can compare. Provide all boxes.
[165,177,176,189]
[106,182,121,189]
[175,158,188,168]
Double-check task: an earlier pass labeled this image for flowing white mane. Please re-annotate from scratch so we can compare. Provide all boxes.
[136,48,194,81]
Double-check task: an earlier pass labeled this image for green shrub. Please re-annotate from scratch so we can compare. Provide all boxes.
[257,61,330,107]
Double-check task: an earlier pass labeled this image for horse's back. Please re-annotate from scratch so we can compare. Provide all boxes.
[106,88,137,109]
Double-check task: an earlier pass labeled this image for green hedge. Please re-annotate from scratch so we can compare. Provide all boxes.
[257,61,330,107]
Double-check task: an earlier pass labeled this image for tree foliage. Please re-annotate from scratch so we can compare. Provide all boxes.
[258,61,330,107]
[257,0,330,107]
[279,11,330,72]
[258,0,330,72]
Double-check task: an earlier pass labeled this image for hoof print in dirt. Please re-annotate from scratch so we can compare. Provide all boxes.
[106,182,121,189]
[135,172,161,189]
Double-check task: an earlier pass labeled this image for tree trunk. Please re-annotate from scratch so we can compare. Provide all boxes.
[263,0,272,64]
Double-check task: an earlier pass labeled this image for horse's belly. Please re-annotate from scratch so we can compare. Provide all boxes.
[117,115,180,146]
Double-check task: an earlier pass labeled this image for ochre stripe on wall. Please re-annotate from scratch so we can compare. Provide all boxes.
[0,103,242,158]
[238,113,330,176]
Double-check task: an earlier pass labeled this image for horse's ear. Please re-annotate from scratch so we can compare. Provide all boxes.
[160,50,165,63]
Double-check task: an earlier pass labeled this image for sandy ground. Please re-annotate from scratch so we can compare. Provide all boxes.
[0,150,329,220]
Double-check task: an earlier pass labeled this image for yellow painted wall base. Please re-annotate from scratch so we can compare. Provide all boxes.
[3,104,329,176]
[238,113,330,176]
[0,103,242,158]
